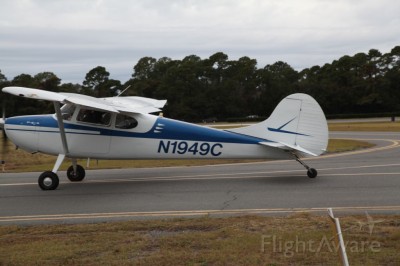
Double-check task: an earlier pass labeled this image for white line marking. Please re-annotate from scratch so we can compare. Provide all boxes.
[1,139,400,186]
[2,164,400,186]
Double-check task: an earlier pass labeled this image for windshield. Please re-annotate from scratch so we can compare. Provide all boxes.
[60,104,76,121]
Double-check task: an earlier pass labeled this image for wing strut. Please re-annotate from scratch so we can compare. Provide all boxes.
[53,102,69,155]
[52,102,69,174]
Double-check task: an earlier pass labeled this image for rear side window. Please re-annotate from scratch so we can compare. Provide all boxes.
[77,108,111,126]
[115,114,138,129]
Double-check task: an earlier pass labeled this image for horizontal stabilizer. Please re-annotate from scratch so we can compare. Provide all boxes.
[259,141,318,156]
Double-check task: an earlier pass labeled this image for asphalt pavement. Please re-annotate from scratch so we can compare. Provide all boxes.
[0,131,399,225]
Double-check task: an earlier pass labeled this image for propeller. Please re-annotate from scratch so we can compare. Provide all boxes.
[1,100,7,171]
[1,101,6,139]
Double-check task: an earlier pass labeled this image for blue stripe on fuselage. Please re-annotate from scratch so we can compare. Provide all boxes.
[6,115,269,144]
[147,117,267,144]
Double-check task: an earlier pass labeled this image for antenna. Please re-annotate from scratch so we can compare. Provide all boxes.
[117,85,131,97]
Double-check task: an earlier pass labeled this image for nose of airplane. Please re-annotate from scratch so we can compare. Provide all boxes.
[4,115,40,153]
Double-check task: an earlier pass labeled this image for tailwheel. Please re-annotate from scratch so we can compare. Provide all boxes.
[38,171,59,190]
[292,152,318,179]
[307,168,318,178]
[67,165,86,182]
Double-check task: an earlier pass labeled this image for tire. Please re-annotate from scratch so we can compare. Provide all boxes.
[38,171,59,190]
[307,168,318,178]
[67,165,86,182]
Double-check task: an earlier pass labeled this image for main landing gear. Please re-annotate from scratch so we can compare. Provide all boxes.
[292,153,318,178]
[38,103,88,190]
[38,155,86,190]
[38,171,59,190]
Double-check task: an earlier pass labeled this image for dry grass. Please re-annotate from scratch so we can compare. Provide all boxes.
[0,214,399,265]
[329,121,400,132]
[327,138,374,153]
[211,121,400,132]
[213,121,400,132]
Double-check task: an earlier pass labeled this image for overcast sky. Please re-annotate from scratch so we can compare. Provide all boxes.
[1,0,399,84]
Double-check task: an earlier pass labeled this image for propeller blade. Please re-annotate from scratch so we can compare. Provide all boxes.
[1,99,7,139]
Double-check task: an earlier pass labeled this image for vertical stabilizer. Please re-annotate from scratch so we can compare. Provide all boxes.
[229,93,328,157]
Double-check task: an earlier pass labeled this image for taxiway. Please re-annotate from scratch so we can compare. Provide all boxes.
[1,132,399,225]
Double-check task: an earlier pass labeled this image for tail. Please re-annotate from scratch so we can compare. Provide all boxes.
[230,93,328,157]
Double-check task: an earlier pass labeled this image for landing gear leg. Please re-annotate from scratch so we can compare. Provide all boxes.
[292,153,318,178]
[67,159,86,182]
[38,154,65,190]
[38,102,71,191]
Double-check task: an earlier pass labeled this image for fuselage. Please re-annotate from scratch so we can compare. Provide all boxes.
[4,106,291,160]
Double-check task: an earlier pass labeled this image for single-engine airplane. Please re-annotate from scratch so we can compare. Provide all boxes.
[1,86,328,190]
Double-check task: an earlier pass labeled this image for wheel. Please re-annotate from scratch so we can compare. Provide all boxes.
[38,171,59,190]
[307,168,318,178]
[67,165,86,182]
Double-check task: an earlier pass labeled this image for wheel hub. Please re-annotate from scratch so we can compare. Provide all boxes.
[43,177,53,186]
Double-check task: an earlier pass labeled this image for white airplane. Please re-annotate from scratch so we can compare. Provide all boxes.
[0,86,328,190]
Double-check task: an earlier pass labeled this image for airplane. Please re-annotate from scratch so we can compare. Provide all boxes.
[0,86,328,190]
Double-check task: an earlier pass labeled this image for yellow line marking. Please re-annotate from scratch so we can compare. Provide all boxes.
[1,206,399,222]
[315,139,400,160]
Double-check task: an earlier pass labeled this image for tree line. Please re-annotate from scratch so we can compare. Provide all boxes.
[1,46,399,121]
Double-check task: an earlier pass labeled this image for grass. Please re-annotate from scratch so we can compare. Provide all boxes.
[0,213,399,265]
[212,121,400,132]
[327,138,374,153]
[328,121,400,131]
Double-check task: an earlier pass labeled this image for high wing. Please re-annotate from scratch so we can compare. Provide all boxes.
[103,96,166,114]
[2,86,166,114]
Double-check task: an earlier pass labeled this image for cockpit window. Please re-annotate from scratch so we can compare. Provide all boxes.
[61,104,76,121]
[77,108,111,126]
[115,114,138,129]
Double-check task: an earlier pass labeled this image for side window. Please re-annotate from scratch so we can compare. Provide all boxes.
[77,108,111,126]
[115,114,138,129]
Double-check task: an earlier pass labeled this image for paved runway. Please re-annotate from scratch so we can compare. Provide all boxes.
[1,131,400,225]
